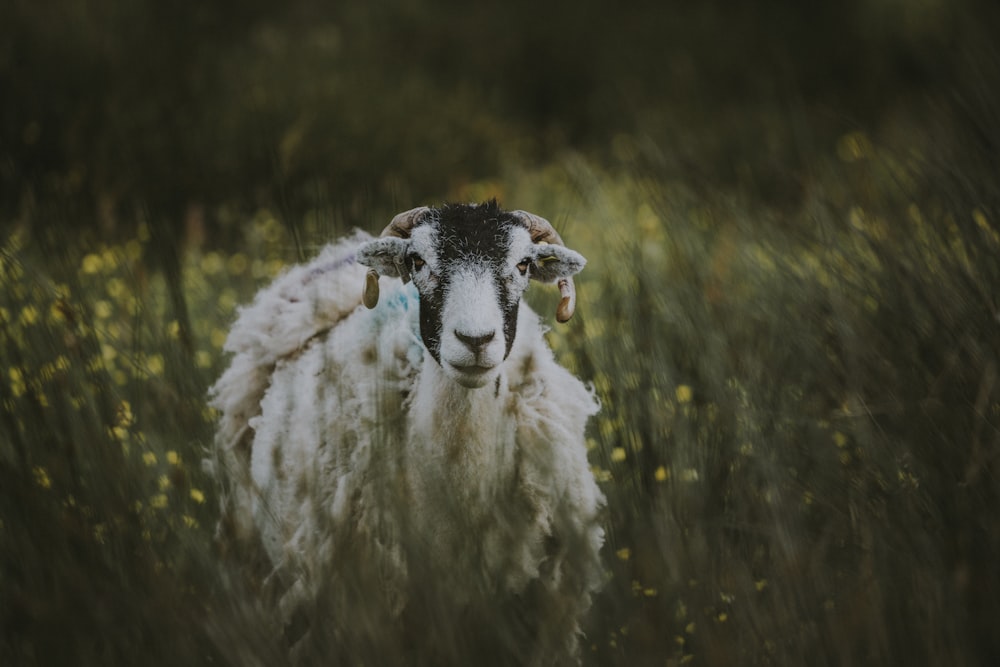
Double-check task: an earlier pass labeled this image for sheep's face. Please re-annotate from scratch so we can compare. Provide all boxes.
[357,201,586,388]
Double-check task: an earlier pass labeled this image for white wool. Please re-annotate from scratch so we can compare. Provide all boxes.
[209,231,604,664]
[209,231,373,543]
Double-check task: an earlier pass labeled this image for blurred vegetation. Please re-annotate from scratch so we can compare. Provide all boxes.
[3,0,1000,665]
[6,0,998,228]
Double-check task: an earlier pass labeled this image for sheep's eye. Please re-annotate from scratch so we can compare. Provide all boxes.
[410,255,426,270]
[516,260,530,276]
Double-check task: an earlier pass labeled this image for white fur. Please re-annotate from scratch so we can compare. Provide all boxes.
[209,229,604,664]
[439,265,507,387]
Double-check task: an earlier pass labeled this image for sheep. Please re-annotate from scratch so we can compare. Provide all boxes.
[209,200,605,665]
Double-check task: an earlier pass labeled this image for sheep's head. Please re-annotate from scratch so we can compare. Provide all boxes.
[356,200,586,388]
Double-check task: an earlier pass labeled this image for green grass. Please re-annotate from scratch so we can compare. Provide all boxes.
[2,136,999,665]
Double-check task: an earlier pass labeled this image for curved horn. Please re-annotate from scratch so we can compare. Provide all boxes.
[363,206,430,309]
[511,210,577,323]
[380,206,430,240]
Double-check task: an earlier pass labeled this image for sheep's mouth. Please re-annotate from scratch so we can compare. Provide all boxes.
[447,362,498,387]
[449,363,495,376]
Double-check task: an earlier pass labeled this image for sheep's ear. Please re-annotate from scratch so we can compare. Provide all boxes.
[528,244,586,284]
[356,237,410,279]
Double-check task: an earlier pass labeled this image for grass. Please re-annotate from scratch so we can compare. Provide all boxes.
[2,132,999,665]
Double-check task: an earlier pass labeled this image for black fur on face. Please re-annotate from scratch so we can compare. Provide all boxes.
[415,200,523,365]
[418,277,445,364]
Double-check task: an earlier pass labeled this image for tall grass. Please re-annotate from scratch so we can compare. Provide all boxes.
[540,154,1000,665]
[2,134,998,665]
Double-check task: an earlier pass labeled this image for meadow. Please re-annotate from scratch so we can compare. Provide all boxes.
[3,133,999,665]
[3,1,1000,664]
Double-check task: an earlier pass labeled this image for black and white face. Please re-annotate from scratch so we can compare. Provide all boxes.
[357,202,586,388]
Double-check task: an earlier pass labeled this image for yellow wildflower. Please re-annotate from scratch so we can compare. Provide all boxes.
[101,344,117,363]
[9,368,26,397]
[227,253,249,275]
[81,253,103,274]
[19,304,39,326]
[93,300,113,319]
[836,131,872,162]
[195,350,213,369]
[210,328,227,350]
[145,353,164,376]
[217,288,237,313]
[106,277,126,299]
[33,466,52,489]
[116,400,134,425]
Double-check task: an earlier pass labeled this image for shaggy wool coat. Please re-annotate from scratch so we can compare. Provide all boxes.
[209,232,604,665]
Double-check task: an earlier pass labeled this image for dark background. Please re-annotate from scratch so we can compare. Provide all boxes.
[4,0,997,235]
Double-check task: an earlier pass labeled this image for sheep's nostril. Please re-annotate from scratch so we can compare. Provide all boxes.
[455,329,496,351]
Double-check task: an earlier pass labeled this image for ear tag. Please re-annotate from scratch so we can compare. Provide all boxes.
[363,270,380,309]
[394,257,411,284]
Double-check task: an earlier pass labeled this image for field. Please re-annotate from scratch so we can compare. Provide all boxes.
[3,1,1000,665]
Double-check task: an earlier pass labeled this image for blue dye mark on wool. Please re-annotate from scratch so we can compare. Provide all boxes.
[385,281,419,311]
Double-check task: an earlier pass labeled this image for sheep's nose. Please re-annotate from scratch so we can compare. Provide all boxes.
[455,329,496,352]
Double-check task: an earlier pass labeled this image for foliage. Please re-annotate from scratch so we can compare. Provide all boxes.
[3,1,1000,664]
[3,127,1000,663]
[536,155,1000,665]
[4,0,996,233]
